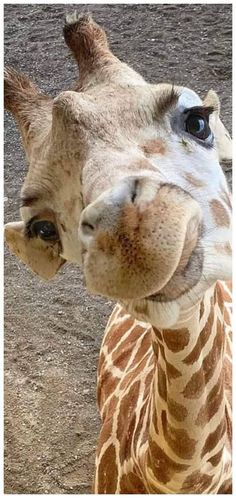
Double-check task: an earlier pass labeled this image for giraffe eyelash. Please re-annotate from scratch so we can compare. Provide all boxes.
[183,105,215,119]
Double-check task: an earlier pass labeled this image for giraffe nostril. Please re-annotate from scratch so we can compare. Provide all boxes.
[131,179,140,204]
[81,220,95,236]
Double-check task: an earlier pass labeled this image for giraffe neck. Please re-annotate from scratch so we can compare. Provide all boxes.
[145,283,229,493]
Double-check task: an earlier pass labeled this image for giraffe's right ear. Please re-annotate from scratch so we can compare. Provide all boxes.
[4,221,65,280]
[4,67,51,159]
[204,90,232,161]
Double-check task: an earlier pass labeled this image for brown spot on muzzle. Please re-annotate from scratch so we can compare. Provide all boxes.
[142,139,166,156]
[96,203,148,267]
[210,199,230,227]
[214,242,232,255]
[184,172,206,188]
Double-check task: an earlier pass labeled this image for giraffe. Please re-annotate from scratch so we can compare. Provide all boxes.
[4,13,232,494]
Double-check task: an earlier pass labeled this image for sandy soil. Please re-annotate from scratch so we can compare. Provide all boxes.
[4,4,232,494]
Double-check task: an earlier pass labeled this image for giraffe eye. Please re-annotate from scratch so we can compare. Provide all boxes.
[27,220,59,241]
[185,114,211,140]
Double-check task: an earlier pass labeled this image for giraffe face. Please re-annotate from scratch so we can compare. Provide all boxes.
[6,84,231,303]
[4,15,231,317]
[77,86,231,304]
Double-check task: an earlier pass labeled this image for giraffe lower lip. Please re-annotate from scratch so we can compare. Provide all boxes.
[147,243,203,302]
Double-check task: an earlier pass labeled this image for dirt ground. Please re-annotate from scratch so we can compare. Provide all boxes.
[4,4,232,495]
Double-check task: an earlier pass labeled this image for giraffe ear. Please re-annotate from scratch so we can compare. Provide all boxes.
[204,90,232,161]
[5,221,65,280]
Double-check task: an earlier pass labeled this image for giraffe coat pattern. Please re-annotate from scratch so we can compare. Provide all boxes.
[4,10,232,494]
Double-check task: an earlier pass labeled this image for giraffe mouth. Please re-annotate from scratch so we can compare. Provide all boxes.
[146,241,204,302]
[80,184,203,301]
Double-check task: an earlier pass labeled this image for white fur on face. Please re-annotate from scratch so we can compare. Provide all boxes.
[178,87,203,109]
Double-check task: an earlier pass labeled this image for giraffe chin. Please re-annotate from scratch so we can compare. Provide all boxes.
[120,298,181,329]
[118,245,203,329]
[121,247,231,329]
[147,241,204,302]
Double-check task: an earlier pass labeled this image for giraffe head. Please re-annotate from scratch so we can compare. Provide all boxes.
[5,14,232,326]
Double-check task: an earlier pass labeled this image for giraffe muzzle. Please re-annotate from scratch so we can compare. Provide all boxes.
[79,178,202,300]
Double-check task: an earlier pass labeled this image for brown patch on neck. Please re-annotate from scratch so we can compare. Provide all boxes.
[210,199,230,227]
[147,440,189,485]
[207,448,223,467]
[167,398,188,422]
[152,327,163,342]
[116,380,140,465]
[184,172,206,188]
[157,364,167,401]
[217,479,232,494]
[181,470,213,493]
[183,318,224,399]
[195,374,224,427]
[120,472,147,494]
[183,299,214,365]
[201,417,226,458]
[162,328,190,352]
[161,410,196,459]
[166,363,182,381]
[158,343,182,381]
[142,139,166,156]
[96,443,118,493]
[106,317,135,354]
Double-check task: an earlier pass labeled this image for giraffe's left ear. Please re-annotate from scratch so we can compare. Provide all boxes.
[204,90,232,161]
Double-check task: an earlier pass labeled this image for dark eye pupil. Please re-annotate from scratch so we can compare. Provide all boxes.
[185,114,210,140]
[32,220,58,241]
